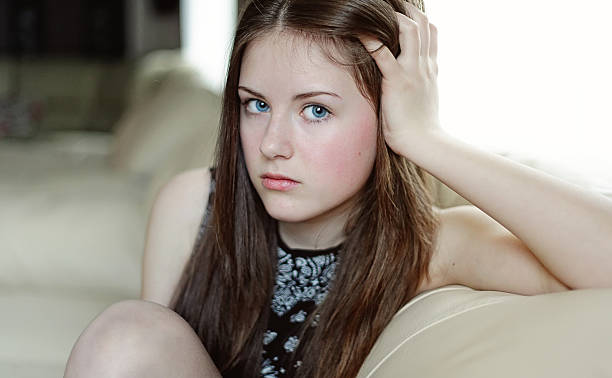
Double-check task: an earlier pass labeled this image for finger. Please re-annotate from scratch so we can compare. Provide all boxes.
[404,1,430,58]
[395,12,420,70]
[358,36,402,80]
[429,23,438,61]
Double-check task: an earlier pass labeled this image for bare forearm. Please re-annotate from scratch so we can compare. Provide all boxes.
[403,130,612,289]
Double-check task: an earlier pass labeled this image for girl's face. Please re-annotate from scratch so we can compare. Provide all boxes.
[239,31,378,224]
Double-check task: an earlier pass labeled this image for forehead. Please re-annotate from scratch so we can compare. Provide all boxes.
[239,31,357,94]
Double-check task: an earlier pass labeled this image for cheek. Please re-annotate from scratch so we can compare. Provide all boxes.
[316,118,377,187]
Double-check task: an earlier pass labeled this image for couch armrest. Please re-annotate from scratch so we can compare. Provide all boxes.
[359,285,612,377]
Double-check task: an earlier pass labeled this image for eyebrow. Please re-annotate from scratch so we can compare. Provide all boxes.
[237,85,342,101]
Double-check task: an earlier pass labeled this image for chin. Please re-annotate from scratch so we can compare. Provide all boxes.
[264,206,311,223]
[260,199,315,223]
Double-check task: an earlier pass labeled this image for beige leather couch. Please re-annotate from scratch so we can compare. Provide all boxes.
[0,50,220,377]
[1,50,610,377]
[358,285,612,377]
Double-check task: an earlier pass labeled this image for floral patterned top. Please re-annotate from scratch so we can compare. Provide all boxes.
[260,234,340,377]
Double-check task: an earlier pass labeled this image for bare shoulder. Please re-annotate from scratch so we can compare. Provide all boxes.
[154,167,212,222]
[141,166,212,307]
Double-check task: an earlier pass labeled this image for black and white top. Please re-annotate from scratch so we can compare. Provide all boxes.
[195,168,341,377]
[260,235,340,377]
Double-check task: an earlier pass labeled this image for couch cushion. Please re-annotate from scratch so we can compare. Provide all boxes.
[359,285,612,377]
[0,130,113,175]
[0,287,129,377]
[142,111,219,216]
[109,62,221,177]
[0,167,147,295]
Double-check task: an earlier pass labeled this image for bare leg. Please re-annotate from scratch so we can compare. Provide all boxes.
[64,299,222,378]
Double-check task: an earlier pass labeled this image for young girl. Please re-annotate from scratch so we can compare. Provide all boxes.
[64,0,612,377]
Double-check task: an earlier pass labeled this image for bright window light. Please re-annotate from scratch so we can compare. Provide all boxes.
[180,0,237,94]
[426,0,612,191]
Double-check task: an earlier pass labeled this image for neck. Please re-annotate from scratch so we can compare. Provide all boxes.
[277,198,355,250]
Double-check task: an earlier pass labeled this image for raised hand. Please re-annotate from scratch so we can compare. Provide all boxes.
[359,2,443,158]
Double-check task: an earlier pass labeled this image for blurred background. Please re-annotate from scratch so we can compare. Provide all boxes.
[0,0,610,377]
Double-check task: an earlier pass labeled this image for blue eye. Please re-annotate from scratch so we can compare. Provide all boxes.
[243,99,270,113]
[303,104,331,123]
[241,98,333,124]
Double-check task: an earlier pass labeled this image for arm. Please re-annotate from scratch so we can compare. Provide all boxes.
[407,132,612,290]
[440,204,571,295]
[360,4,612,291]
[141,167,211,306]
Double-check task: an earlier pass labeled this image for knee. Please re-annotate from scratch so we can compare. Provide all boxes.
[65,299,201,376]
[77,299,196,350]
[97,299,192,337]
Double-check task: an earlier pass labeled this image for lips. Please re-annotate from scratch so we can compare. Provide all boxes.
[261,173,298,182]
[260,173,300,191]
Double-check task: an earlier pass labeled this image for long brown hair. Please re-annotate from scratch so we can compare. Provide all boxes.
[169,0,439,376]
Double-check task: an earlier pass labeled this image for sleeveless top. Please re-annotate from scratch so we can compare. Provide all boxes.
[195,168,342,377]
[261,234,340,377]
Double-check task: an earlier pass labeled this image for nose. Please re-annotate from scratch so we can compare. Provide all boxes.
[259,113,293,159]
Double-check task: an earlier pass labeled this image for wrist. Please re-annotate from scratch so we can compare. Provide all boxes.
[394,128,451,161]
